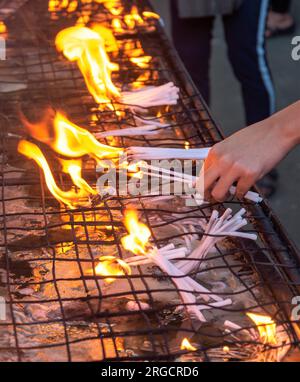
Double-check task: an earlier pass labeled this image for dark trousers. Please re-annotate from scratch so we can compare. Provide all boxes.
[171,0,275,125]
[271,0,291,13]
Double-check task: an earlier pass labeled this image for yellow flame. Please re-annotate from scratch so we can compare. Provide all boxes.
[99,0,123,15]
[130,56,152,69]
[49,0,77,12]
[0,21,7,34]
[122,41,144,57]
[55,26,120,104]
[121,209,151,255]
[184,141,190,150]
[124,6,144,30]
[142,11,160,20]
[53,113,123,160]
[111,5,156,33]
[48,0,59,12]
[223,346,230,353]
[91,24,119,53]
[247,312,277,345]
[22,111,123,163]
[67,0,78,13]
[60,159,97,195]
[181,338,197,352]
[88,255,131,283]
[111,18,124,33]
[131,71,151,90]
[18,140,90,209]
[76,11,91,26]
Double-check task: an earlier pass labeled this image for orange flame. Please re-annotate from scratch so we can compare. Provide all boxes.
[130,56,152,69]
[124,6,144,30]
[111,18,124,33]
[23,111,123,163]
[96,0,123,16]
[111,6,159,33]
[91,24,119,53]
[76,10,91,26]
[67,0,78,13]
[142,11,160,20]
[60,159,97,196]
[18,140,91,208]
[52,113,122,160]
[48,0,75,12]
[55,26,120,104]
[48,0,59,12]
[180,338,197,352]
[121,209,151,255]
[0,21,7,34]
[87,255,131,283]
[247,312,277,346]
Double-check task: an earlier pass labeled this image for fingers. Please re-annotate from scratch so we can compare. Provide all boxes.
[210,170,239,202]
[196,162,220,197]
[235,174,256,199]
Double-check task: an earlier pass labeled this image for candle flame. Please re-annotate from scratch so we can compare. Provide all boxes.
[52,113,122,160]
[121,209,151,255]
[97,0,123,16]
[142,11,160,20]
[60,159,97,196]
[130,56,152,69]
[223,346,230,353]
[180,338,197,352]
[22,111,123,163]
[247,312,277,345]
[111,6,159,33]
[124,6,144,30]
[55,26,120,104]
[18,140,91,209]
[88,255,131,283]
[48,0,78,13]
[0,21,7,34]
[91,24,119,53]
[67,0,78,13]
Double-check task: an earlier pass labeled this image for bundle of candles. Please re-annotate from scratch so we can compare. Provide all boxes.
[55,25,179,109]
[94,115,170,138]
[128,162,262,204]
[120,209,235,322]
[175,208,257,274]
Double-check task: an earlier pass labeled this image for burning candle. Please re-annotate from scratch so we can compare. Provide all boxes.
[121,209,232,323]
[181,338,197,352]
[0,21,7,34]
[18,140,92,208]
[86,255,131,284]
[22,111,123,163]
[55,26,120,104]
[246,312,277,346]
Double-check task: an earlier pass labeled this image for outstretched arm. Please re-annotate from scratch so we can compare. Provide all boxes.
[202,101,300,201]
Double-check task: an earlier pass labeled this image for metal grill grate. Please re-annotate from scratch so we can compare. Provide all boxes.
[0,0,299,362]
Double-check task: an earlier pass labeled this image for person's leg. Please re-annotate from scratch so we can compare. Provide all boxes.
[171,0,214,104]
[224,0,278,197]
[223,0,275,126]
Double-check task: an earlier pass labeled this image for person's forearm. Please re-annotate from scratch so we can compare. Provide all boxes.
[277,100,300,148]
